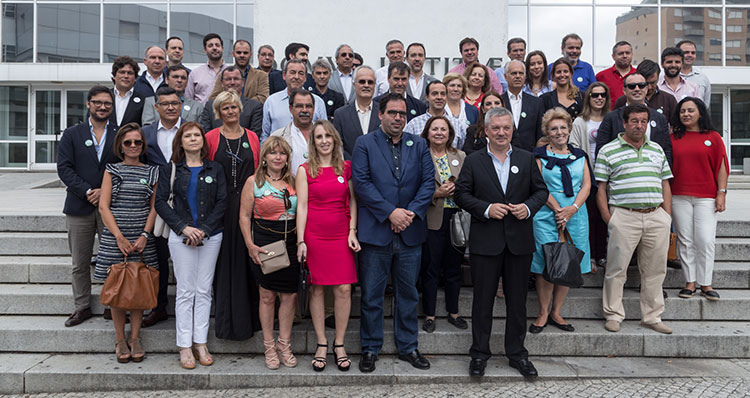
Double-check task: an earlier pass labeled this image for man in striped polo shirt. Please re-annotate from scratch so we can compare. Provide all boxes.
[594,104,674,335]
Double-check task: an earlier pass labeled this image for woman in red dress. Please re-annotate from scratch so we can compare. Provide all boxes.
[296,120,360,372]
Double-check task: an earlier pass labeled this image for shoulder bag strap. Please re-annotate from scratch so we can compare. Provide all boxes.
[167,162,176,208]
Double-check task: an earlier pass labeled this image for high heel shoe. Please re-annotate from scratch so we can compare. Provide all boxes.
[311,343,328,372]
[263,339,280,370]
[192,343,213,366]
[115,339,130,363]
[129,337,145,362]
[333,343,351,372]
[275,337,297,368]
[179,347,196,369]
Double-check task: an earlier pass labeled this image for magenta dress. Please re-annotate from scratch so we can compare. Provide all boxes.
[303,161,357,285]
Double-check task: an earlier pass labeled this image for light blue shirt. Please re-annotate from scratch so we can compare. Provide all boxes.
[483,144,529,219]
[88,117,109,161]
[261,89,327,142]
[494,67,509,93]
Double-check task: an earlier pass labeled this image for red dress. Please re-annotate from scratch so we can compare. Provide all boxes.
[303,162,357,285]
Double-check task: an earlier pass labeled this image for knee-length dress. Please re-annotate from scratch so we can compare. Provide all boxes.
[530,150,591,275]
[94,163,159,281]
[303,162,357,285]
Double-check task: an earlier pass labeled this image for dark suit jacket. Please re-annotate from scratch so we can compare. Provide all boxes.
[269,70,316,94]
[56,120,119,216]
[595,106,673,167]
[200,96,263,139]
[373,92,427,123]
[109,88,145,128]
[503,92,544,152]
[333,100,381,160]
[351,130,436,247]
[143,122,169,167]
[311,86,346,121]
[540,90,584,120]
[454,148,548,256]
[133,71,167,98]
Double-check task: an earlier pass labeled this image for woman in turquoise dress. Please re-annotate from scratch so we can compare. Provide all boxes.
[528,108,592,334]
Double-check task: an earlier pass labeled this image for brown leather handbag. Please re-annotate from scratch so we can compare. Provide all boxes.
[257,215,291,275]
[100,254,159,310]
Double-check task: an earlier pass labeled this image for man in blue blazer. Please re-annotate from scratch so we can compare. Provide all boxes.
[351,93,435,373]
[57,85,119,327]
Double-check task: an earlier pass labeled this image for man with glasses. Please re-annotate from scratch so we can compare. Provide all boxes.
[257,44,276,74]
[328,44,357,105]
[261,59,327,141]
[141,85,185,327]
[596,73,672,167]
[57,85,119,327]
[596,41,635,109]
[613,60,677,124]
[200,66,263,136]
[269,88,316,176]
[352,93,436,373]
[109,56,145,128]
[142,65,203,126]
[333,66,381,159]
[208,40,269,104]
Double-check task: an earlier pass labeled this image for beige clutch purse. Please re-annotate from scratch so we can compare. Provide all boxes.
[258,240,290,274]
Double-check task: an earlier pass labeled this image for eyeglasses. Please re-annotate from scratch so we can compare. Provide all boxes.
[357,79,375,85]
[589,92,607,99]
[123,139,143,147]
[385,110,408,117]
[282,188,291,210]
[339,52,354,58]
[157,101,181,108]
[625,82,648,90]
[90,100,113,108]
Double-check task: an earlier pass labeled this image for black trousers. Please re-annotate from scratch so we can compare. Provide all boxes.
[422,208,464,316]
[469,250,532,362]
[153,236,170,312]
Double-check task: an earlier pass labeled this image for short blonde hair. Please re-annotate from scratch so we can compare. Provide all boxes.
[442,73,468,96]
[212,90,243,120]
[541,107,572,136]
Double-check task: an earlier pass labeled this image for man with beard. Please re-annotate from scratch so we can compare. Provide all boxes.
[613,60,677,124]
[269,88,316,175]
[261,59,327,141]
[405,43,438,103]
[404,81,465,148]
[57,85,119,327]
[658,47,698,103]
[596,41,635,109]
[208,40,268,103]
[677,40,711,108]
[142,65,203,125]
[200,66,263,135]
[185,33,228,104]
[550,33,596,92]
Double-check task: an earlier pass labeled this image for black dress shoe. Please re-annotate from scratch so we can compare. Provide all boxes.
[528,322,546,334]
[325,315,336,329]
[509,358,538,378]
[422,318,436,333]
[65,307,92,327]
[397,350,430,370]
[142,310,167,328]
[447,316,468,330]
[359,352,378,373]
[666,259,682,269]
[469,358,486,377]
[547,316,574,332]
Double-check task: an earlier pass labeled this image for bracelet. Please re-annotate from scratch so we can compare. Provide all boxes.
[296,241,305,246]
[349,228,358,232]
[572,203,580,210]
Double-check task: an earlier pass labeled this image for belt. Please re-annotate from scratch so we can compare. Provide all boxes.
[617,206,658,214]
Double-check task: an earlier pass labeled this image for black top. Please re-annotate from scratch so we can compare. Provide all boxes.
[541,90,584,120]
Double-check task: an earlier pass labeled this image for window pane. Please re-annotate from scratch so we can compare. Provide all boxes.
[66,91,88,128]
[727,9,750,66]
[2,3,34,62]
[529,6,593,67]
[508,6,528,47]
[35,91,61,136]
[0,143,27,168]
[35,141,60,164]
[731,146,750,169]
[731,89,750,144]
[37,3,100,63]
[661,6,723,66]
[236,4,254,43]
[103,4,167,63]
[0,86,29,139]
[662,0,721,3]
[170,4,234,64]
[710,93,723,137]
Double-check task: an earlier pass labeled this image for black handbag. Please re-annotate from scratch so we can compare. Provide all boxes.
[542,227,584,288]
[298,258,310,318]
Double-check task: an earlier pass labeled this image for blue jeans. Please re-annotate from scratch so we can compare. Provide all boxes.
[359,237,421,356]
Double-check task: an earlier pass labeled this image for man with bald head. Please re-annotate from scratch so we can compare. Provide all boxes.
[134,46,168,97]
[501,60,543,151]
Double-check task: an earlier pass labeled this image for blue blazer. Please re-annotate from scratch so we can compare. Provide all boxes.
[56,120,119,216]
[143,122,169,167]
[351,130,435,247]
[133,71,168,98]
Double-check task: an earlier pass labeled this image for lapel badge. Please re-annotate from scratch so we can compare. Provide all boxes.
[511,165,519,174]
[521,111,527,118]
[451,159,459,167]
[337,176,345,184]
[205,176,214,184]
[242,142,250,149]
[406,140,414,147]
[85,139,93,147]
[704,140,712,147]
[133,97,141,103]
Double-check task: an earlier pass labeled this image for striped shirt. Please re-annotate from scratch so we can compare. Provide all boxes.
[594,133,673,209]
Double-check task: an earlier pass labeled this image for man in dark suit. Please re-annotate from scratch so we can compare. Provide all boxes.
[134,46,168,98]
[268,42,316,94]
[454,107,548,378]
[328,44,356,105]
[200,66,263,137]
[596,72,672,167]
[141,85,184,327]
[110,56,145,128]
[57,85,119,327]
[352,93,435,373]
[373,62,427,123]
[502,60,543,151]
[333,66,380,160]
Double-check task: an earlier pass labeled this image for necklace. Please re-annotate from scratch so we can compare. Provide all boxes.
[266,173,282,182]
[548,144,570,155]
[223,131,242,188]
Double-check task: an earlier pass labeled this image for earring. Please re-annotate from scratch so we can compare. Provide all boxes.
[262,160,267,166]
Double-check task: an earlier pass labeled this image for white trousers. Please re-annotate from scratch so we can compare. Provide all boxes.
[672,195,718,286]
[168,230,223,348]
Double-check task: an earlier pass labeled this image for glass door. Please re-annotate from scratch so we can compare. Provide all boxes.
[30,86,89,170]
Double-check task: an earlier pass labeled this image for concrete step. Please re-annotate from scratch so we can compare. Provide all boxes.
[2,354,749,395]
[2,283,749,322]
[1,316,748,358]
[0,232,73,256]
[0,215,66,232]
[0,256,177,284]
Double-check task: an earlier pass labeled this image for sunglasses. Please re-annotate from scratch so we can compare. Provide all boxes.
[339,52,354,58]
[589,92,607,99]
[625,82,648,90]
[357,79,375,85]
[282,188,292,210]
[123,139,143,147]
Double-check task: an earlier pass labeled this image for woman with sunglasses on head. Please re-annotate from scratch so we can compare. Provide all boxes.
[420,116,468,333]
[95,122,159,364]
[463,62,491,112]
[570,82,610,273]
[239,136,299,370]
[523,50,555,98]
[205,90,262,342]
[154,122,227,369]
[670,97,728,301]
[541,58,583,120]
[462,91,504,155]
[295,120,360,372]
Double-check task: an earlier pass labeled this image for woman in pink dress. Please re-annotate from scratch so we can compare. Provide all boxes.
[296,120,360,372]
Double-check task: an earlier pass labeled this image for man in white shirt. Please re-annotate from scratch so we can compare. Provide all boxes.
[375,40,405,97]
[677,40,711,109]
[328,44,356,104]
[405,43,438,103]
[134,46,167,98]
[501,60,543,152]
[109,56,145,128]
[334,66,381,159]
[270,88,315,176]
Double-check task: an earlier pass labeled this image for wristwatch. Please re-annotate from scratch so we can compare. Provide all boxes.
[140,231,153,239]
[718,189,728,194]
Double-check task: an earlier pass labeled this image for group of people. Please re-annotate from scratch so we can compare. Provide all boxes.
[56,31,726,378]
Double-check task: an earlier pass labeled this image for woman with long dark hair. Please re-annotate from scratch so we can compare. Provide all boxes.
[541,58,583,120]
[523,50,554,97]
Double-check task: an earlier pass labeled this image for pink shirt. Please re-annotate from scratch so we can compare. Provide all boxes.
[658,75,699,103]
[185,62,227,104]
